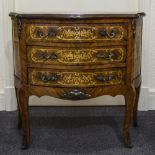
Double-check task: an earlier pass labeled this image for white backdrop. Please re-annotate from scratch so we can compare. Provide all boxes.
[15,0,138,12]
[0,0,154,111]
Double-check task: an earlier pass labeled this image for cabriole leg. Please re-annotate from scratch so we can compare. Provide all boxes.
[123,86,136,148]
[133,84,141,127]
[18,87,30,149]
[15,87,22,129]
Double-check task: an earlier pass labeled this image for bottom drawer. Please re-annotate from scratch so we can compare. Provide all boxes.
[28,68,126,87]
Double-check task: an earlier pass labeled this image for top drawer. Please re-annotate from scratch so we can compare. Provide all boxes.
[26,24,128,44]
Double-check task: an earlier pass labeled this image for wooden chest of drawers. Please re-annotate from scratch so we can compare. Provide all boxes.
[10,12,145,149]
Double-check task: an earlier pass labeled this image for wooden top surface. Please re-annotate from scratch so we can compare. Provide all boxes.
[9,12,145,19]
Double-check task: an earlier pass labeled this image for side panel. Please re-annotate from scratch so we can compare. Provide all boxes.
[12,18,21,78]
[133,17,143,79]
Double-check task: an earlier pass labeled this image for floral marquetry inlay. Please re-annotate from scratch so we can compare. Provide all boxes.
[27,47,126,65]
[58,26,96,40]
[28,25,127,41]
[29,70,125,87]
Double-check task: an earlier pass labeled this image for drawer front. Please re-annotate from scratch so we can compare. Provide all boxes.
[27,46,126,65]
[28,69,125,87]
[26,24,127,43]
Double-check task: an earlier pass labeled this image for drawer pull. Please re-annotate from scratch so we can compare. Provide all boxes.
[36,29,56,38]
[61,89,91,100]
[36,30,44,37]
[38,73,58,82]
[37,52,45,59]
[96,51,114,60]
[48,53,57,60]
[48,29,57,37]
[95,75,114,82]
[37,52,57,61]
[99,29,117,38]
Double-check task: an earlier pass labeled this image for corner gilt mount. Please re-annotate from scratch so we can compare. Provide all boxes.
[17,18,22,39]
[132,19,136,38]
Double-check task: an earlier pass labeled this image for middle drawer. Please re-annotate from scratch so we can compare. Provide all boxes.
[27,46,126,66]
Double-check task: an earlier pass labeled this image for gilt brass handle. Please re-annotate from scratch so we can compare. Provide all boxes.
[48,53,57,60]
[38,73,58,82]
[37,52,46,59]
[99,29,117,38]
[48,29,57,37]
[37,52,58,61]
[36,29,44,37]
[61,89,91,100]
[36,28,57,38]
[95,75,114,82]
[96,52,114,60]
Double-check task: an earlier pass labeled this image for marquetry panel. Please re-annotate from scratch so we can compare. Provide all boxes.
[27,46,126,65]
[26,24,127,42]
[28,69,126,87]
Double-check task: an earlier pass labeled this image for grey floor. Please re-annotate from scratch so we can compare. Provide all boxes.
[0,107,155,155]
